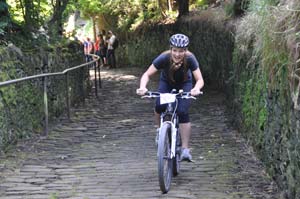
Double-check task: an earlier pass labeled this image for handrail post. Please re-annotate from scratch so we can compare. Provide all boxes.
[65,73,70,119]
[43,75,48,136]
[94,59,98,97]
[98,61,102,88]
[81,67,85,106]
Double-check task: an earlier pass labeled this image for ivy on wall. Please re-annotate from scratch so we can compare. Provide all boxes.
[0,42,86,152]
[231,0,300,198]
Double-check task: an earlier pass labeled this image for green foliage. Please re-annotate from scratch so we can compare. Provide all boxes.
[78,0,108,18]
[0,41,85,151]
[76,0,175,31]
[195,0,209,7]
[0,21,8,35]
[0,52,43,149]
[223,0,250,17]
[240,70,268,149]
[189,0,209,10]
[224,2,235,17]
[232,0,300,197]
[8,0,54,24]
[3,0,218,39]
[117,29,170,67]
[248,0,279,13]
[0,0,10,35]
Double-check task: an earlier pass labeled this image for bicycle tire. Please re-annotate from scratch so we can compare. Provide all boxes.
[173,130,181,176]
[158,122,173,193]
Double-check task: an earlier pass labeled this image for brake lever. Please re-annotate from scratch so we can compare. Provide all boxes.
[141,94,159,99]
[141,95,150,99]
[182,96,196,99]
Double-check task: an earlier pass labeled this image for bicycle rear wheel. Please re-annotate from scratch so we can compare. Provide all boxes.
[158,122,173,193]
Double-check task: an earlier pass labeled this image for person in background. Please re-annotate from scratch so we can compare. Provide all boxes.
[100,30,108,66]
[99,34,107,66]
[94,35,100,55]
[94,35,100,66]
[106,30,116,68]
[84,37,93,62]
[83,38,88,62]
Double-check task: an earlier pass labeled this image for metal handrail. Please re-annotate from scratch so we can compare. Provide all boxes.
[0,54,101,136]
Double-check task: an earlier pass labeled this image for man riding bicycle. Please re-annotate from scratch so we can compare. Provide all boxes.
[136,33,204,161]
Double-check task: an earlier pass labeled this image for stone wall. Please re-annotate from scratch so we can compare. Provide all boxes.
[0,42,87,151]
[227,1,300,196]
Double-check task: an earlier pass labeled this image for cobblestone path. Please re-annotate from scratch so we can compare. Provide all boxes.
[0,67,279,199]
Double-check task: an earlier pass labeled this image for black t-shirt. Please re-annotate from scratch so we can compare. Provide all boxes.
[152,51,199,84]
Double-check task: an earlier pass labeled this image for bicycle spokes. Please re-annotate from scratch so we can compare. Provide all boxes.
[158,123,173,193]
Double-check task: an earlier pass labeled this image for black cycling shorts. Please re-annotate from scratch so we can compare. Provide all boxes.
[155,78,192,123]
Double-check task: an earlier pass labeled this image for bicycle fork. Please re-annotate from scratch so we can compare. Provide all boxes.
[158,121,177,159]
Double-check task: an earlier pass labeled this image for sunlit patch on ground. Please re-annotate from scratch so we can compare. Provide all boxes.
[89,69,138,81]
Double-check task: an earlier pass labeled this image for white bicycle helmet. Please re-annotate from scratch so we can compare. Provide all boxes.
[169,34,189,48]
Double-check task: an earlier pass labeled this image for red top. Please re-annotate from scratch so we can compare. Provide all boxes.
[94,39,100,51]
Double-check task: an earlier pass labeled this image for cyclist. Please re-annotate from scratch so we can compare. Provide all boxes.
[136,33,204,161]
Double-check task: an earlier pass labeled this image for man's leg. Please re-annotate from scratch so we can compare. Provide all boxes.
[179,122,191,149]
[154,111,160,127]
[106,50,111,67]
[111,50,116,68]
[179,122,193,161]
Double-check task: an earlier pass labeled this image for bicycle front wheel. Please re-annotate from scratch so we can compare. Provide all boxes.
[173,130,181,176]
[158,122,173,193]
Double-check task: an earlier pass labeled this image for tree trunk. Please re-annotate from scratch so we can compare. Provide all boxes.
[24,0,36,31]
[177,0,189,18]
[167,0,172,11]
[48,0,69,37]
[92,17,96,42]
[157,0,167,17]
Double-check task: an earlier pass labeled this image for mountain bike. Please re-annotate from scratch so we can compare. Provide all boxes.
[142,89,199,193]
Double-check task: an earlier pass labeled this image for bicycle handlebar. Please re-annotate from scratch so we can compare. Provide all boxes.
[141,90,202,100]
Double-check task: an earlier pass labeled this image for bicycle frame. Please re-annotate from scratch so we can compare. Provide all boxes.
[159,99,179,159]
[143,90,196,160]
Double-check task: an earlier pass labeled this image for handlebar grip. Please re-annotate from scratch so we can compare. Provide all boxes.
[142,91,160,98]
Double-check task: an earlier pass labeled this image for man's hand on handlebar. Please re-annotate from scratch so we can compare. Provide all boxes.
[136,88,148,96]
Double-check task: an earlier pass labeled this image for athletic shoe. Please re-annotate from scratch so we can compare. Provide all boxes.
[180,148,192,162]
